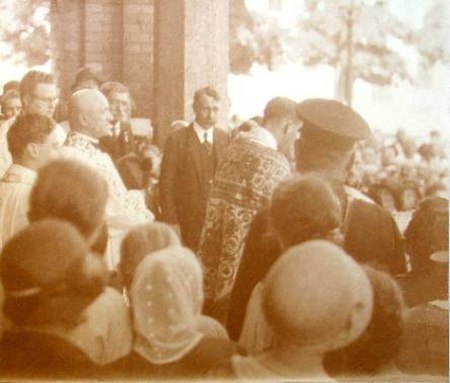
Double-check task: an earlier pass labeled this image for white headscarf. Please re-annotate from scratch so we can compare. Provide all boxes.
[131,246,205,364]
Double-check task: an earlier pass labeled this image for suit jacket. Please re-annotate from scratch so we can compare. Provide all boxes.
[159,124,229,250]
[99,121,136,161]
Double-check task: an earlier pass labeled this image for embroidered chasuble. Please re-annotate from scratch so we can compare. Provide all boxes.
[198,136,291,315]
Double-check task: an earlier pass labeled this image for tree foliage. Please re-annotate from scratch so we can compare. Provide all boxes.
[229,0,416,91]
[0,0,51,66]
[417,0,450,67]
[229,0,292,73]
[297,0,414,86]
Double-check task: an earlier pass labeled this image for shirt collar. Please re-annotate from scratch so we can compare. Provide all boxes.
[70,131,99,145]
[111,122,121,137]
[193,121,214,144]
[2,164,37,185]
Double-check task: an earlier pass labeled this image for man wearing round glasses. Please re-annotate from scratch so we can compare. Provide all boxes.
[0,70,66,177]
[20,71,59,118]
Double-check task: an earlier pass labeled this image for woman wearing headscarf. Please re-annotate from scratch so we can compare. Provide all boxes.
[119,222,227,338]
[0,219,132,378]
[109,246,239,379]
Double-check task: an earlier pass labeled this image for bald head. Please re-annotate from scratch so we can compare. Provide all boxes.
[68,89,113,138]
[263,240,373,353]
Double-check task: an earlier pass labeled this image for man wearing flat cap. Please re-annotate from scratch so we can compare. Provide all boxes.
[295,98,406,275]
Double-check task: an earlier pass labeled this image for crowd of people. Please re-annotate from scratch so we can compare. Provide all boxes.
[347,128,448,213]
[0,66,447,381]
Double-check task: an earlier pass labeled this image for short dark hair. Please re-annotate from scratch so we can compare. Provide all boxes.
[74,67,103,87]
[2,80,19,94]
[29,159,108,239]
[100,81,130,98]
[19,70,55,100]
[1,89,20,106]
[100,81,135,110]
[325,266,405,376]
[270,175,342,247]
[7,114,56,161]
[193,86,220,106]
[404,197,448,274]
[263,97,297,124]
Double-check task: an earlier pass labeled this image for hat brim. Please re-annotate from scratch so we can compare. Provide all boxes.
[296,99,371,141]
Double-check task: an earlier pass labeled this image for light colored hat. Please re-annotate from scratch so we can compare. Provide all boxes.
[262,239,373,352]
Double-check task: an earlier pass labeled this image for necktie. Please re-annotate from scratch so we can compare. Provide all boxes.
[203,132,212,155]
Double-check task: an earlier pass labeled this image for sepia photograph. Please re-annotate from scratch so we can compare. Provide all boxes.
[0,0,448,381]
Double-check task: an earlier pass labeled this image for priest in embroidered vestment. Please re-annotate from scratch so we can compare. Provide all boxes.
[197,97,301,322]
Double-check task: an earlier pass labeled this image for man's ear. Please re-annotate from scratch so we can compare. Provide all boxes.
[26,142,40,160]
[79,111,89,127]
[345,149,356,173]
[326,298,373,352]
[22,94,31,108]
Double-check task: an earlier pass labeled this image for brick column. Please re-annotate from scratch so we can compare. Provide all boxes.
[153,0,229,147]
[50,1,84,101]
[122,0,154,118]
[83,0,123,83]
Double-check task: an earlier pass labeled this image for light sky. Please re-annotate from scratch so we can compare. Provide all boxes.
[233,0,449,138]
[245,0,435,30]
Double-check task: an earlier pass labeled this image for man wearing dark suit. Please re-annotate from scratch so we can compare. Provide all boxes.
[99,82,137,161]
[160,86,230,251]
[100,121,136,161]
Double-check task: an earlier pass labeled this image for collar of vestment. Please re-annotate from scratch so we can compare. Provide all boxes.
[72,131,99,144]
[193,121,214,144]
[1,164,37,185]
[239,126,278,150]
[67,131,99,146]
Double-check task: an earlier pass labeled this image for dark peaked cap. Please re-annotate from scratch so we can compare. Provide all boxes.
[296,99,370,151]
[295,99,371,176]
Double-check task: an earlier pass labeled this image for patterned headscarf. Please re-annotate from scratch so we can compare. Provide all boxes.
[131,246,204,364]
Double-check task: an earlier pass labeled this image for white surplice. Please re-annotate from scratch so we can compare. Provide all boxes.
[0,118,14,178]
[60,131,153,267]
[0,164,37,250]
[60,131,153,224]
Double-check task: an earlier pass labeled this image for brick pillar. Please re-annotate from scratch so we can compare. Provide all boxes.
[50,1,84,101]
[153,0,230,147]
[122,0,154,118]
[51,0,154,119]
[83,0,123,84]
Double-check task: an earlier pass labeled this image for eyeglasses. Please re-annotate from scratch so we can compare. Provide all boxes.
[31,93,59,105]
